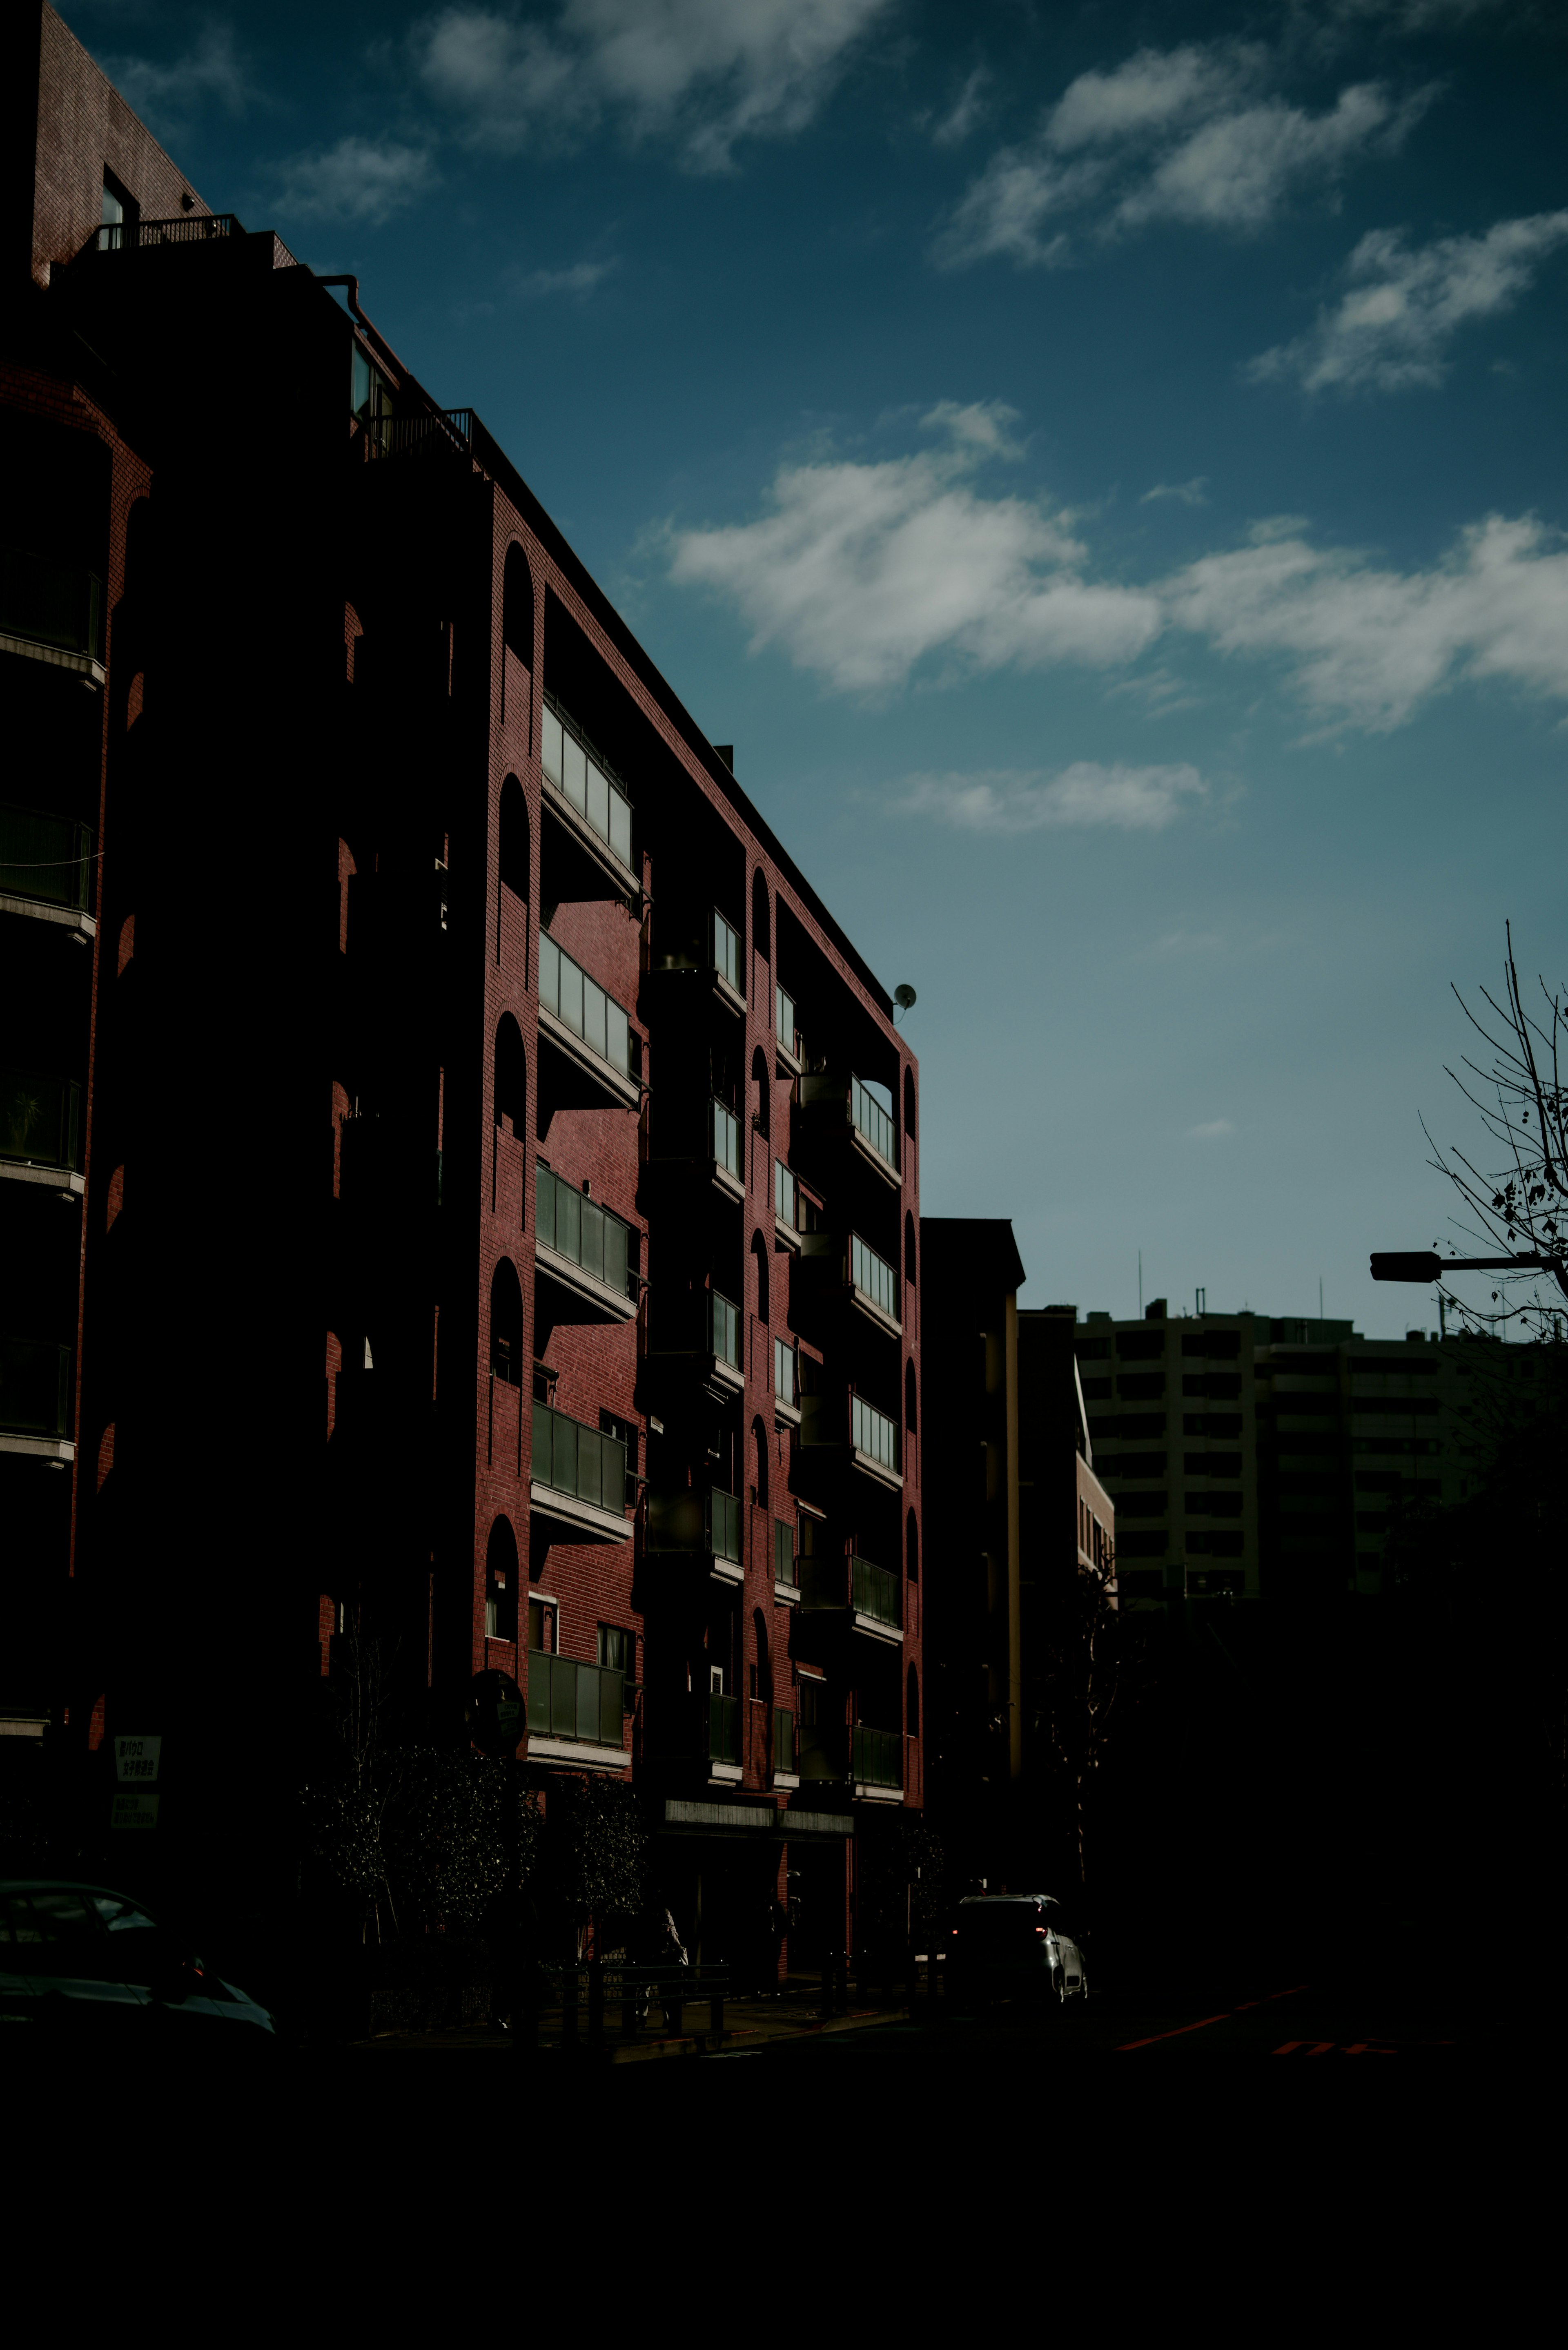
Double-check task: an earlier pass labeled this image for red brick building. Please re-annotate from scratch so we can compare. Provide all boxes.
[0,3,922,1972]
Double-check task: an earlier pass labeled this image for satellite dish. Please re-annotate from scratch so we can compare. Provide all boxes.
[894,984,917,1011]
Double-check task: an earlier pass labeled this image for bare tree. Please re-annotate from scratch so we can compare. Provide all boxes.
[1428,923,1568,1336]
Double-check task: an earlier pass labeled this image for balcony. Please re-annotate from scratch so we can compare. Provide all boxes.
[534,1161,638,1323]
[797,1072,900,1186]
[852,1725,903,1800]
[775,984,802,1079]
[773,1337,800,1432]
[851,1554,903,1645]
[0,1073,82,1198]
[529,1401,633,1544]
[848,1233,901,1338]
[708,1289,743,1396]
[0,1339,73,1462]
[647,1485,744,1586]
[773,1517,800,1605]
[710,1096,744,1203]
[538,932,640,1110]
[541,698,637,897]
[712,910,746,1017]
[773,1159,802,1254]
[0,547,104,687]
[708,1691,742,1784]
[526,1651,628,1770]
[797,1391,903,1489]
[773,1706,798,1790]
[0,807,95,937]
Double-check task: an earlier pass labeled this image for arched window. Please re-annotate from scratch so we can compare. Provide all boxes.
[752,1045,770,1147]
[752,1414,769,1511]
[907,1663,920,1739]
[500,774,530,904]
[502,543,534,669]
[751,868,771,968]
[486,1514,519,1644]
[752,1230,769,1325]
[904,1211,917,1289]
[490,1256,523,1384]
[905,1360,918,1437]
[906,1509,919,1585]
[494,1013,526,1135]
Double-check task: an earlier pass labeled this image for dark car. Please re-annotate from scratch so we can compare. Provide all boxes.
[0,1881,277,2044]
[949,1893,1088,2006]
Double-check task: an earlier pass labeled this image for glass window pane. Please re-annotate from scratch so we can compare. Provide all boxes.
[607,1003,629,1075]
[586,760,609,842]
[605,1433,626,1505]
[539,934,560,1017]
[542,708,564,786]
[532,1402,550,1474]
[563,731,587,814]
[577,1664,597,1744]
[578,1426,602,1505]
[583,978,607,1062]
[606,1214,628,1298]
[553,1657,575,1739]
[553,1413,577,1496]
[581,1200,605,1283]
[536,1163,556,1251]
[557,1182,581,1266]
[559,954,583,1037]
[609,789,632,868]
[600,1669,622,1747]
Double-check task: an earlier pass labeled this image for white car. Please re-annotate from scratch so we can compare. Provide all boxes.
[949,1893,1088,2005]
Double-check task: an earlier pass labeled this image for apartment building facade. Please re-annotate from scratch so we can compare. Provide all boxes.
[0,4,921,1970]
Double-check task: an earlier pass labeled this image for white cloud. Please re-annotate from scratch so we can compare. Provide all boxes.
[508,257,619,299]
[276,136,439,226]
[931,67,989,148]
[934,40,1433,268]
[102,25,251,130]
[667,404,1162,692]
[903,764,1208,832]
[1187,1118,1235,1138]
[1142,478,1209,506]
[1162,513,1568,730]
[417,0,892,170]
[1247,212,1568,393]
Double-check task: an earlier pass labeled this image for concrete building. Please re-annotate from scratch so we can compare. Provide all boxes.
[0,4,921,1971]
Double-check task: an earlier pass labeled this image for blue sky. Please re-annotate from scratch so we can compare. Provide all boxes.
[70,1,1568,1333]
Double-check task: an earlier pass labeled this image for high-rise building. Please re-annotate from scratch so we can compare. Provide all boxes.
[0,4,921,1970]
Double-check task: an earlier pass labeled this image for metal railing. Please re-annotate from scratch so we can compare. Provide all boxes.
[356,408,476,462]
[850,1233,898,1320]
[775,983,797,1056]
[713,910,740,994]
[774,1159,796,1228]
[0,1340,72,1439]
[710,1486,742,1565]
[850,1077,898,1170]
[0,547,102,661]
[852,1555,900,1627]
[527,1651,624,1748]
[851,1394,899,1473]
[774,1518,797,1586]
[0,1074,80,1171]
[712,1097,740,1179]
[93,213,242,252]
[540,932,632,1078]
[531,1401,628,1516]
[709,1691,741,1764]
[535,1161,635,1299]
[773,1707,796,1773]
[774,1338,797,1407]
[0,807,94,912]
[852,1725,903,1788]
[709,1290,740,1369]
[541,698,634,870]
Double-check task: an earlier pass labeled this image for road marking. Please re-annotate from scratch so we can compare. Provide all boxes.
[1117,1984,1311,2052]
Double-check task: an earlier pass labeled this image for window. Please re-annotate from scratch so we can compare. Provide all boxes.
[774,1518,796,1586]
[709,1289,740,1368]
[850,1234,898,1319]
[774,1159,796,1227]
[774,1337,797,1405]
[851,1394,898,1471]
[712,1097,740,1177]
[713,910,740,992]
[598,1625,634,1678]
[775,983,796,1052]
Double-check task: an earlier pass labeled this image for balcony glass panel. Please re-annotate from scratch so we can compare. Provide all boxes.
[0,546,102,659]
[850,1077,897,1170]
[532,1400,627,1516]
[774,1518,797,1586]
[562,731,587,815]
[586,758,609,843]
[851,1725,903,1788]
[713,911,739,992]
[528,1651,624,1748]
[709,1290,740,1369]
[774,1338,796,1405]
[539,933,632,1077]
[851,1394,898,1472]
[775,984,796,1052]
[851,1555,900,1627]
[0,1075,80,1171]
[541,698,634,870]
[542,706,564,786]
[711,1098,740,1178]
[850,1234,897,1320]
[709,1691,742,1764]
[0,807,93,913]
[774,1159,796,1227]
[773,1708,796,1773]
[0,1339,71,1438]
[708,1486,742,1565]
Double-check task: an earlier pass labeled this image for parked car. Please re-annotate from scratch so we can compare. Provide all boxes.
[949,1894,1088,2005]
[0,1881,277,2043]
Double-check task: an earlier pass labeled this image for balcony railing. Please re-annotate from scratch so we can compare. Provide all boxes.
[94,213,241,252]
[712,1097,740,1181]
[774,1338,797,1407]
[0,1340,72,1439]
[528,1651,625,1750]
[647,1485,743,1565]
[774,1160,796,1228]
[0,807,94,913]
[851,1394,899,1473]
[0,1075,80,1171]
[540,932,632,1079]
[1,547,102,662]
[850,1234,898,1321]
[709,1290,740,1370]
[851,1556,900,1628]
[709,1691,742,1765]
[850,1078,897,1171]
[542,698,634,871]
[775,983,797,1057]
[531,1401,628,1517]
[852,1725,902,1789]
[535,1161,635,1300]
[357,408,476,463]
[773,1707,796,1774]
[713,910,740,994]
[773,1518,797,1587]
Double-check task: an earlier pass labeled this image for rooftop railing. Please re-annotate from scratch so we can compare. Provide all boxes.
[356,408,476,462]
[1,547,102,662]
[542,698,634,871]
[0,807,94,913]
[0,1340,72,1439]
[851,1555,900,1628]
[535,1161,635,1300]
[531,1400,628,1518]
[0,1075,80,1172]
[540,932,632,1079]
[528,1651,624,1749]
[94,213,242,252]
[851,1725,902,1789]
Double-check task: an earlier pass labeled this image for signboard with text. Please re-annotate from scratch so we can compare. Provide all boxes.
[114,1735,161,1786]
[110,1792,160,1831]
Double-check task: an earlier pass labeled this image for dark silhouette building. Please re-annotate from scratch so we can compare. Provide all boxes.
[0,3,922,1970]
